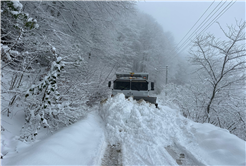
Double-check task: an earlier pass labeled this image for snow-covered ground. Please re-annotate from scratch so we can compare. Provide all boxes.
[1,93,245,165]
[2,111,105,165]
[101,94,245,165]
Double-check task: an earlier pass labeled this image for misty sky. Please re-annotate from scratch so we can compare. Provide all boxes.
[137,1,245,54]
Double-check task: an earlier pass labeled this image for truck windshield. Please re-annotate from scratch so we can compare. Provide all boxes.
[131,81,148,91]
[114,80,130,90]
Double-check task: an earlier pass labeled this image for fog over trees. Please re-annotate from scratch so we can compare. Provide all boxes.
[1,1,245,141]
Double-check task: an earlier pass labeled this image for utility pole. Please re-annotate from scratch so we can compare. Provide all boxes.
[165,65,168,97]
[166,65,168,85]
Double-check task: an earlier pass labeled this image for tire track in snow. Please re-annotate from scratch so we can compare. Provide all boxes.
[101,143,122,166]
[165,143,206,166]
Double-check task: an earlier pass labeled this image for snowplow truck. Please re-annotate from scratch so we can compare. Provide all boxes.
[108,72,158,107]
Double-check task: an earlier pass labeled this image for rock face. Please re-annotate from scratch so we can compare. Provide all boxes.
[101,143,122,166]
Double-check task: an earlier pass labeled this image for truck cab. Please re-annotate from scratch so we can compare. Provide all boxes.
[108,72,157,106]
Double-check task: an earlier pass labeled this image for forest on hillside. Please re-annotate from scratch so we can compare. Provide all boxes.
[1,1,245,141]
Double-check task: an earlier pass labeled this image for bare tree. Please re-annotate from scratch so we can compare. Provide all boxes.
[190,21,246,123]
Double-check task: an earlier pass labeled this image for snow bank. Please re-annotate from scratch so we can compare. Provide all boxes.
[192,122,246,165]
[2,112,105,165]
[100,93,245,165]
[100,93,197,165]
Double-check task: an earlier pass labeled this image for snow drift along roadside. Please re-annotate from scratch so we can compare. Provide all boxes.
[192,122,246,165]
[2,111,105,165]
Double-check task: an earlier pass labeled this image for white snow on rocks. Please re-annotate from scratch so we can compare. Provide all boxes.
[10,0,23,11]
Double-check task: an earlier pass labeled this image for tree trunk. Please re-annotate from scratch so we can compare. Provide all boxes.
[206,85,217,123]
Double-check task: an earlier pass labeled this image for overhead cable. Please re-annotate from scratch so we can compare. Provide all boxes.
[176,0,227,52]
[175,0,237,56]
[174,0,216,50]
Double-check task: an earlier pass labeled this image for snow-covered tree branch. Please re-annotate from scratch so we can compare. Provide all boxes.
[187,21,246,138]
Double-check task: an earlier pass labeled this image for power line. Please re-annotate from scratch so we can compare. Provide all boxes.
[176,0,227,53]
[167,0,224,60]
[174,0,216,50]
[175,0,236,56]
[176,0,234,54]
[196,0,237,38]
[166,0,237,66]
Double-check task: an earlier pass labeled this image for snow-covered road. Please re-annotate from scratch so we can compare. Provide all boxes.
[2,93,245,166]
[100,94,245,166]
